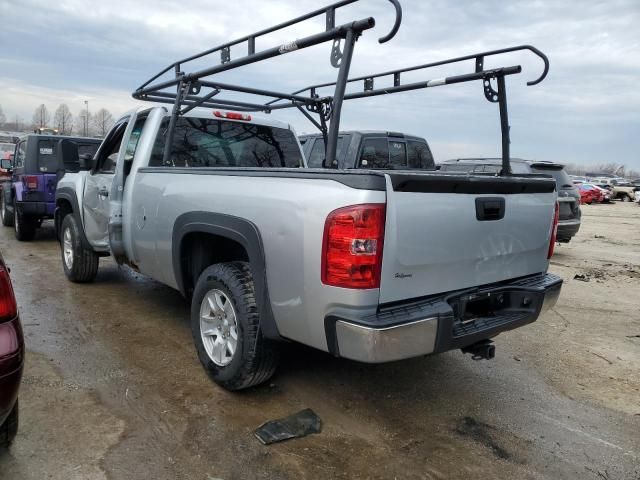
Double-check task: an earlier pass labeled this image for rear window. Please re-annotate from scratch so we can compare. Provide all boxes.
[359,138,435,170]
[407,140,435,169]
[531,166,572,188]
[150,117,303,168]
[37,139,100,173]
[37,140,57,172]
[307,137,346,168]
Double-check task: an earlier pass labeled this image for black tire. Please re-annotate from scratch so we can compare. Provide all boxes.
[621,194,631,202]
[13,201,36,241]
[60,214,99,283]
[0,193,13,227]
[191,262,278,391]
[0,399,19,448]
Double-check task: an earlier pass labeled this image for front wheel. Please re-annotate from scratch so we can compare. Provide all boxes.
[61,214,99,283]
[0,194,13,227]
[620,194,631,202]
[191,262,278,391]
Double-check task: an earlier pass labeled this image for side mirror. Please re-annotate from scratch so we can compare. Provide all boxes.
[90,156,99,172]
[78,154,93,171]
[0,159,12,170]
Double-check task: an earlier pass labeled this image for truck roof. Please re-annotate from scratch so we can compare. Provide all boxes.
[132,106,295,132]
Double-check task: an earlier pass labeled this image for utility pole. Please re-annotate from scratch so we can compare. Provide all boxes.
[84,100,89,136]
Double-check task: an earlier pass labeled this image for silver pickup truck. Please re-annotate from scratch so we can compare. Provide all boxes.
[54,1,562,390]
[55,106,561,390]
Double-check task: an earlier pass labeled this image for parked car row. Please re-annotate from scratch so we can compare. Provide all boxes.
[571,175,638,203]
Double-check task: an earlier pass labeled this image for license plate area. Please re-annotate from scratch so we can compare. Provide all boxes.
[449,288,540,323]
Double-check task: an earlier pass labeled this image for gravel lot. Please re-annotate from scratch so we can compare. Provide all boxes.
[0,202,638,480]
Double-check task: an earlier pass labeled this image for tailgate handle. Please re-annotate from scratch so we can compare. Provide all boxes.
[476,197,505,221]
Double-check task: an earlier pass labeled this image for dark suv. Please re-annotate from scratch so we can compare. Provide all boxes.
[1,135,101,240]
[439,158,581,243]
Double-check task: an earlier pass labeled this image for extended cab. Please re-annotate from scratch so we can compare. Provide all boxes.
[56,107,561,390]
[299,131,435,170]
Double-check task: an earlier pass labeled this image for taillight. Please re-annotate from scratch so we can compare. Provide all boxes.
[547,202,559,259]
[0,266,17,322]
[322,204,385,289]
[24,175,38,190]
[213,110,252,121]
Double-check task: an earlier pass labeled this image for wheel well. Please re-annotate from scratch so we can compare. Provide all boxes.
[180,232,249,297]
[55,199,73,237]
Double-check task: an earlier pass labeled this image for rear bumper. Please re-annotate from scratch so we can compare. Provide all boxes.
[16,201,55,218]
[557,219,581,241]
[0,316,24,425]
[326,273,562,363]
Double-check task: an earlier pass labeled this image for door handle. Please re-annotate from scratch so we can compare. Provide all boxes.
[98,187,109,197]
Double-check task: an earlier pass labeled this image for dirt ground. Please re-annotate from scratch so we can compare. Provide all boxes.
[0,202,638,480]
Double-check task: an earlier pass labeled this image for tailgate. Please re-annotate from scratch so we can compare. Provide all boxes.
[379,173,557,304]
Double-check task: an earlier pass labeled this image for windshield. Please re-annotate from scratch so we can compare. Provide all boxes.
[150,117,303,168]
[531,166,573,188]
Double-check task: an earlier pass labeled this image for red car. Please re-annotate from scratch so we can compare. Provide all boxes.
[0,252,23,448]
[577,183,604,204]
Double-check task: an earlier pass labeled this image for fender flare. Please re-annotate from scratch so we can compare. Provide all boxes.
[172,211,281,340]
[55,187,93,250]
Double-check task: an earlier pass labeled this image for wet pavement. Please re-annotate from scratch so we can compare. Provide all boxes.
[0,204,639,479]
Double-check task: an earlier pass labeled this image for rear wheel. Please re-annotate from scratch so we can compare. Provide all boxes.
[0,194,13,227]
[13,201,36,241]
[0,400,19,448]
[191,262,278,391]
[61,214,99,283]
[620,194,631,202]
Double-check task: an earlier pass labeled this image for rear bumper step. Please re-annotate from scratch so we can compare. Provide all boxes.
[326,272,562,363]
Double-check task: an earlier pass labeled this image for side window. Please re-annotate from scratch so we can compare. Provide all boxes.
[388,141,407,168]
[14,141,26,169]
[407,141,435,169]
[124,118,147,162]
[359,138,389,168]
[97,122,128,173]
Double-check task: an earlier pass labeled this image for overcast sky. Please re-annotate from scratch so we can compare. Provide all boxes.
[1,0,638,168]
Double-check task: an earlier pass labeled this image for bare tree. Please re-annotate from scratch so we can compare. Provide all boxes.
[92,108,114,137]
[0,105,5,127]
[54,104,73,135]
[32,104,50,129]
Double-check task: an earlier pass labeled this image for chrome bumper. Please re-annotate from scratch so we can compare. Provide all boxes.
[331,273,563,364]
[335,317,438,363]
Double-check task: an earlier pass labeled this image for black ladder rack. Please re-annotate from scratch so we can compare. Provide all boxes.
[133,0,549,175]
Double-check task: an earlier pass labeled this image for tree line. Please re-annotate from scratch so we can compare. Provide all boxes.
[0,103,114,138]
